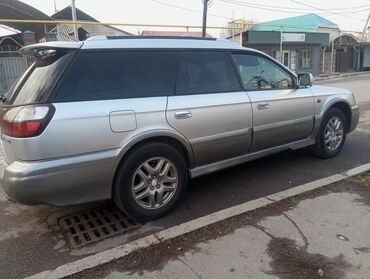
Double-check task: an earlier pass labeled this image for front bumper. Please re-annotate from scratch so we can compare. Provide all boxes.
[0,149,120,206]
[349,105,360,133]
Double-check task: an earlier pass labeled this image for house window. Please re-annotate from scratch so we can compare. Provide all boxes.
[301,50,311,68]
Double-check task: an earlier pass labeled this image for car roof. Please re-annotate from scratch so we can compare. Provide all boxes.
[81,36,246,50]
[21,36,258,53]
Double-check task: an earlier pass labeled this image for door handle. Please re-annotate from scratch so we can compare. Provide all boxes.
[174,110,192,119]
[257,103,270,110]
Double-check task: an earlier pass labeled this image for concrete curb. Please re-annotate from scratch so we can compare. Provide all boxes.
[25,163,370,279]
[315,72,370,82]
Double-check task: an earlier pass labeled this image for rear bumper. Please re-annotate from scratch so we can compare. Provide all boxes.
[0,149,120,206]
[349,105,360,133]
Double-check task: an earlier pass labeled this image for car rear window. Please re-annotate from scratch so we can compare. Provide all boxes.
[54,51,177,102]
[3,51,74,106]
[175,51,242,95]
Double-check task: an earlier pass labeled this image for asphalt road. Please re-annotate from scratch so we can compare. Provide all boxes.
[0,75,369,279]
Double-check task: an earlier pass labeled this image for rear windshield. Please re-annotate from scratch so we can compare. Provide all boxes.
[2,51,74,106]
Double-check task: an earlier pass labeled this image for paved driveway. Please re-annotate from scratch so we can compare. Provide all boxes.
[0,75,369,278]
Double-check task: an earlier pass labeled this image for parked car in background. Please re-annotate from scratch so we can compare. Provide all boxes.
[0,37,359,221]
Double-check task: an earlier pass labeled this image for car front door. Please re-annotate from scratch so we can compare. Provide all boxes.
[166,51,253,166]
[232,52,315,152]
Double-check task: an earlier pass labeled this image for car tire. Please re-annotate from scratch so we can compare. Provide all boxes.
[113,142,188,221]
[311,107,347,158]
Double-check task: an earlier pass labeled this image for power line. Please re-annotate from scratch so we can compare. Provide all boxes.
[152,0,367,28]
[221,0,370,12]
[221,0,320,15]
[288,0,367,22]
[151,0,232,20]
[221,0,368,19]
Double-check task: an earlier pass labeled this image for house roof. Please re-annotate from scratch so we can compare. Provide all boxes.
[0,0,54,40]
[255,13,339,32]
[50,6,131,41]
[141,30,212,38]
[52,6,98,22]
[53,24,130,42]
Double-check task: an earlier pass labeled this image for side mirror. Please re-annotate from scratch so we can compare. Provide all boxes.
[298,73,313,87]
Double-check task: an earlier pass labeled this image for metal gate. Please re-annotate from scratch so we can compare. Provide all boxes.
[0,51,28,96]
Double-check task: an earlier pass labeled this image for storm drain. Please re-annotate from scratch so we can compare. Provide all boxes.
[58,205,141,249]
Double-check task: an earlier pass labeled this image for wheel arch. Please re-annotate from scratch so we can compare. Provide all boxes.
[111,130,194,195]
[320,99,352,133]
[118,129,194,164]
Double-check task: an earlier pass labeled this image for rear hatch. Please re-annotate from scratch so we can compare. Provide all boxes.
[0,42,82,164]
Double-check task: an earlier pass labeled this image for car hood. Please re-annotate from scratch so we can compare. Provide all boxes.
[310,85,352,96]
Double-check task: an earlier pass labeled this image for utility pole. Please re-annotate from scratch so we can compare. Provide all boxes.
[54,0,59,39]
[53,0,57,13]
[239,21,244,46]
[71,0,79,41]
[362,10,370,42]
[202,0,209,37]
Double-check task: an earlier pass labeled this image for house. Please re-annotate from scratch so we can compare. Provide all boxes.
[228,14,345,76]
[0,0,54,95]
[327,34,361,73]
[0,0,54,42]
[225,19,256,38]
[48,6,131,41]
[361,42,370,71]
[254,13,340,40]
[0,33,23,52]
[141,30,212,38]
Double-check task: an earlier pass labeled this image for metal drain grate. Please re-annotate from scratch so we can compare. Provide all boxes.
[58,205,141,249]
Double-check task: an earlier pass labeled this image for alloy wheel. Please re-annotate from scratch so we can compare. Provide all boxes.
[131,157,178,209]
[324,116,344,152]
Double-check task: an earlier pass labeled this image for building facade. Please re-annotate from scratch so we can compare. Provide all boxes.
[361,42,370,71]
[231,30,329,76]
[227,14,361,76]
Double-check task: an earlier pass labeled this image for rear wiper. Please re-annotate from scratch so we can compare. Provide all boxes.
[0,94,7,102]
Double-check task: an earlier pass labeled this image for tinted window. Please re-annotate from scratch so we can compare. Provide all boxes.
[5,52,73,106]
[55,51,177,102]
[175,52,241,95]
[232,54,294,91]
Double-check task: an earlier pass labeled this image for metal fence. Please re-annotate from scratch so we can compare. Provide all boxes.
[0,51,28,96]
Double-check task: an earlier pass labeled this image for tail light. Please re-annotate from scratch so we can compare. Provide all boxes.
[0,104,55,138]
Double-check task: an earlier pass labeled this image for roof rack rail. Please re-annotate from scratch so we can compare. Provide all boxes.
[105,35,217,41]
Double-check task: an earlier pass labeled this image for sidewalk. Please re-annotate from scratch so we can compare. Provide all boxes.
[315,71,370,82]
[77,172,370,279]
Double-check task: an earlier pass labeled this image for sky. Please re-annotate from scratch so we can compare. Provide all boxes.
[4,0,370,36]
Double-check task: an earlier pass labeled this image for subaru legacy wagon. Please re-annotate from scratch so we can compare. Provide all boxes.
[0,36,359,221]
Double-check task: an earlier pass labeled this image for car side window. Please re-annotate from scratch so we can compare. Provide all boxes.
[232,53,294,91]
[54,51,177,102]
[175,51,242,95]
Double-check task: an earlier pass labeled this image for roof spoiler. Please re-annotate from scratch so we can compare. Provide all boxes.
[20,41,83,57]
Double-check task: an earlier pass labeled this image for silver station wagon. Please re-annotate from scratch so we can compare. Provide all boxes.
[0,36,359,221]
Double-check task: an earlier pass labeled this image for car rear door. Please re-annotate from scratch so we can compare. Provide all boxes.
[232,52,315,152]
[166,51,253,166]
